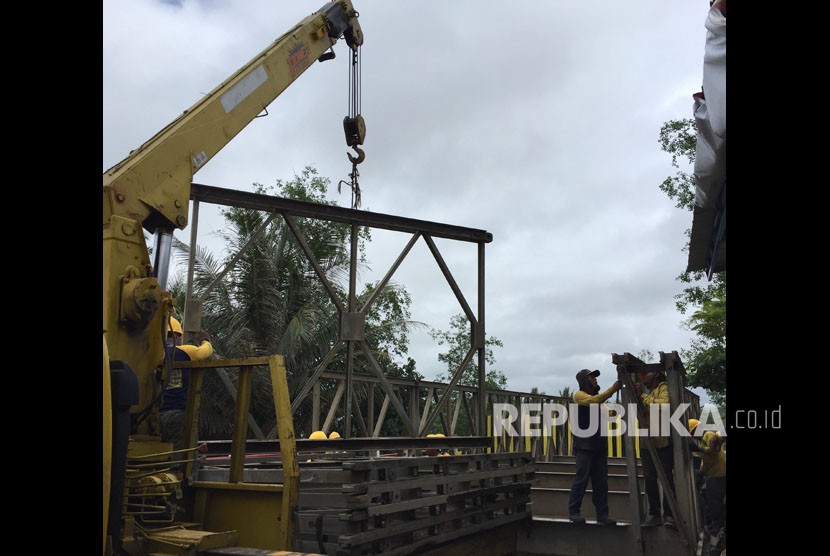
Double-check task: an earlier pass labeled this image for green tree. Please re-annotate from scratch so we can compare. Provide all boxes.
[637,349,655,362]
[422,313,506,436]
[659,119,726,405]
[683,284,726,408]
[557,386,571,401]
[430,313,507,390]
[168,166,418,438]
[335,282,425,437]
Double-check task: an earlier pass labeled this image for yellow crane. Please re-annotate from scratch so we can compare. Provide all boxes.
[103,3,363,554]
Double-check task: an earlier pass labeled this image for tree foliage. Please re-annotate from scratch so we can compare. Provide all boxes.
[658,118,698,212]
[637,349,655,363]
[430,313,507,390]
[417,313,506,436]
[658,119,726,405]
[681,283,726,408]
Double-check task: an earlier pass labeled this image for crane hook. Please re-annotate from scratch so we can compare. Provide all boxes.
[347,145,365,165]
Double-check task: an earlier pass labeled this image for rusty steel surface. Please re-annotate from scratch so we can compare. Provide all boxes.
[190,183,493,244]
[293,452,534,555]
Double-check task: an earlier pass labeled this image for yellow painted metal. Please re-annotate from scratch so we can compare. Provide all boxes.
[102,218,167,424]
[230,367,253,483]
[174,356,270,368]
[635,418,641,458]
[616,416,623,456]
[487,414,493,453]
[130,472,180,495]
[567,420,572,456]
[270,355,299,551]
[182,367,205,480]
[103,335,111,556]
[126,440,174,461]
[193,481,284,493]
[184,359,295,547]
[607,421,613,455]
[170,356,296,549]
[192,481,283,549]
[145,527,239,554]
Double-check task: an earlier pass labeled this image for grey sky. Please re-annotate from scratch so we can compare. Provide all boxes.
[103,0,713,403]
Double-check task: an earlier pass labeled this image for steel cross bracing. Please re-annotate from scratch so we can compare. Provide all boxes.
[184,182,492,440]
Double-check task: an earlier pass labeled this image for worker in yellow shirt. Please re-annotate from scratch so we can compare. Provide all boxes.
[567,369,621,525]
[635,370,675,528]
[688,418,726,536]
[159,317,213,450]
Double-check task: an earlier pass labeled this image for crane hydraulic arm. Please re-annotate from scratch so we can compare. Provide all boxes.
[103,0,363,420]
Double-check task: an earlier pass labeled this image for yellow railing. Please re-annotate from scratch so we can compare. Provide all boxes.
[489,415,642,460]
[174,355,298,550]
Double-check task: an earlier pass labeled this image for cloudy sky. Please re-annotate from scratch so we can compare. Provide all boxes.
[103,0,714,404]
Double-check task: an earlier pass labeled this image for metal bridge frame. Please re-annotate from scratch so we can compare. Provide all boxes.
[183,182,493,440]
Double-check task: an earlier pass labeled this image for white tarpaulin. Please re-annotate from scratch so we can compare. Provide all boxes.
[692,5,726,209]
[687,2,726,274]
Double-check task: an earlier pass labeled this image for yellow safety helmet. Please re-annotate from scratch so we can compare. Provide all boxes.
[328,431,341,439]
[687,419,700,434]
[168,317,183,336]
[309,431,327,440]
[425,433,447,456]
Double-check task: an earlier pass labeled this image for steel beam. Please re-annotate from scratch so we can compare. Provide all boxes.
[191,183,493,244]
[201,435,492,454]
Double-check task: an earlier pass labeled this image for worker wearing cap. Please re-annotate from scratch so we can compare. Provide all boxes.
[159,316,213,451]
[634,370,675,528]
[567,369,621,525]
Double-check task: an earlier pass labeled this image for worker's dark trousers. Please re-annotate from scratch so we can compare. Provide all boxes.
[704,476,726,532]
[643,444,674,518]
[568,449,610,517]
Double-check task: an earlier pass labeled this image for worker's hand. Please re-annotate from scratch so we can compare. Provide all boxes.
[611,380,622,392]
[198,331,212,343]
